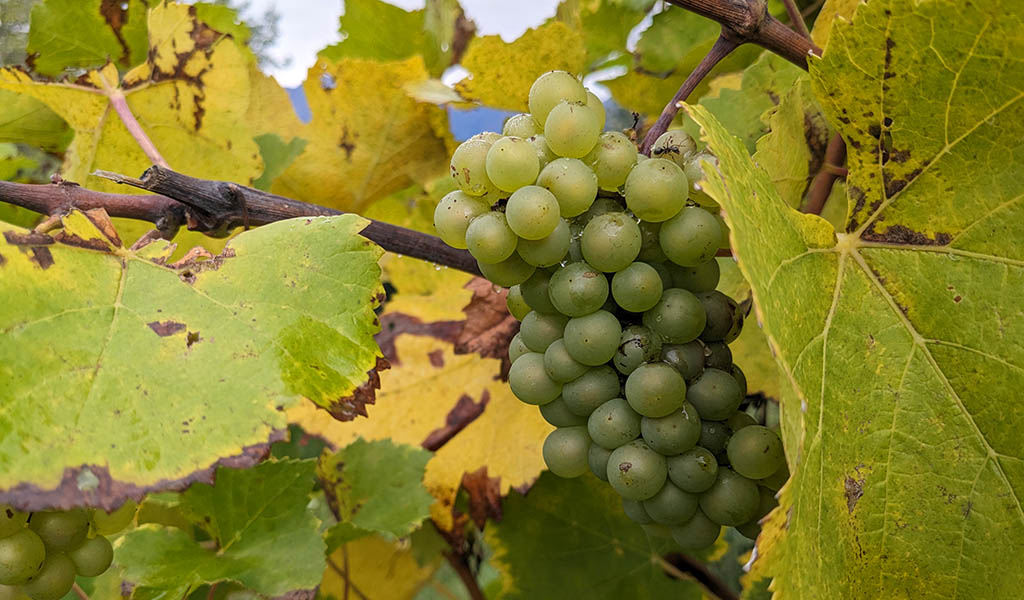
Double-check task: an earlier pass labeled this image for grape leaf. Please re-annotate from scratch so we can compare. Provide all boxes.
[554,0,649,69]
[0,90,72,152]
[116,459,325,597]
[26,0,151,76]
[810,0,861,49]
[252,133,307,191]
[320,534,442,600]
[486,473,702,599]
[0,210,383,509]
[688,0,1024,593]
[715,258,781,402]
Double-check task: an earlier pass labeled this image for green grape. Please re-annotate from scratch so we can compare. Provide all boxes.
[503,113,538,138]
[697,291,743,343]
[759,463,790,491]
[544,339,589,383]
[528,71,586,128]
[668,259,720,293]
[584,91,606,130]
[519,270,558,314]
[636,152,649,163]
[687,368,743,420]
[68,535,113,577]
[584,131,637,190]
[651,129,697,169]
[0,585,26,600]
[505,285,531,321]
[611,262,663,313]
[726,411,756,432]
[621,499,654,525]
[735,487,779,540]
[649,261,674,290]
[539,397,587,427]
[506,185,561,240]
[508,333,530,363]
[636,221,667,263]
[735,518,760,540]
[624,362,686,418]
[562,366,620,416]
[684,151,719,207]
[606,440,667,501]
[465,211,517,264]
[433,191,490,250]
[20,552,74,600]
[667,446,718,493]
[698,420,731,458]
[660,341,706,382]
[486,136,541,192]
[624,158,687,222]
[519,311,567,353]
[587,398,641,449]
[563,310,621,366]
[544,101,601,158]
[508,352,562,405]
[449,139,495,196]
[670,510,721,550]
[0,529,43,586]
[727,425,785,479]
[0,508,26,539]
[643,481,698,525]
[731,364,748,397]
[642,288,706,343]
[548,261,609,317]
[536,157,598,218]
[518,219,570,267]
[527,134,557,169]
[470,131,502,143]
[543,426,591,478]
[640,402,701,455]
[588,443,612,481]
[581,213,642,273]
[29,511,87,552]
[699,468,759,526]
[660,206,721,267]
[477,254,535,287]
[704,341,732,370]
[90,502,136,537]
[613,325,661,376]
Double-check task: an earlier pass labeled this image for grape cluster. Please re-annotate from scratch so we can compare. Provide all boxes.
[434,70,787,550]
[0,502,133,600]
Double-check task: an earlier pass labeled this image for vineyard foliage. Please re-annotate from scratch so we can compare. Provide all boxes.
[0,0,1021,598]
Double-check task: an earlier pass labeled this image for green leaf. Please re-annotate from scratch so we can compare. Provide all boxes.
[321,0,447,75]
[193,2,252,46]
[688,0,1024,592]
[117,459,326,597]
[0,90,72,152]
[252,133,307,192]
[26,0,151,76]
[486,473,703,599]
[0,211,383,507]
[555,0,650,69]
[319,438,434,550]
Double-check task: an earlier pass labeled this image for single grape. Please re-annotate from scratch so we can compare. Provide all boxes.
[544,101,601,158]
[606,440,668,501]
[649,261,674,289]
[68,535,113,577]
[528,134,557,169]
[624,362,686,418]
[505,186,561,240]
[508,333,530,363]
[735,519,760,540]
[727,426,785,479]
[624,158,687,222]
[477,254,535,287]
[0,528,44,586]
[450,139,495,196]
[536,157,598,218]
[687,368,743,421]
[588,444,612,481]
[520,270,558,315]
[588,398,642,449]
[0,508,26,539]
[29,511,87,552]
[506,285,531,321]
[611,262,663,313]
[726,411,756,432]
[641,402,701,455]
[508,352,562,405]
[465,211,517,264]
[529,71,586,128]
[581,213,642,273]
[519,311,567,353]
[735,486,779,540]
[660,206,721,267]
[503,113,538,138]
[704,341,732,370]
[584,91,606,130]
[542,426,591,478]
[539,397,587,427]
[547,261,609,317]
[660,341,706,382]
[621,499,654,525]
[643,481,699,525]
[563,310,621,366]
[433,191,490,250]
[697,291,743,343]
[759,463,790,491]
[731,364,748,397]
[562,366,621,416]
[20,553,74,600]
[544,339,589,383]
[651,129,697,169]
[670,510,721,551]
[699,468,759,526]
[518,219,570,267]
[636,221,667,263]
[698,420,731,459]
[584,131,637,190]
[642,288,706,343]
[470,131,502,143]
[684,151,719,207]
[613,325,661,376]
[486,136,540,192]
[668,259,720,293]
[667,446,718,493]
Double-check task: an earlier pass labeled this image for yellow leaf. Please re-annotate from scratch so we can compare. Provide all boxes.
[320,536,440,600]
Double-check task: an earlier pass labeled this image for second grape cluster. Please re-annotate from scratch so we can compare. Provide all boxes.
[434,71,787,550]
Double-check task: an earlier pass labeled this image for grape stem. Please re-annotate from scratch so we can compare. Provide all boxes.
[659,553,740,600]
[72,583,90,600]
[779,0,812,40]
[803,133,847,215]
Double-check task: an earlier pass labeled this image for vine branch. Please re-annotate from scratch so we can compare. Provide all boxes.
[803,133,847,215]
[659,553,739,600]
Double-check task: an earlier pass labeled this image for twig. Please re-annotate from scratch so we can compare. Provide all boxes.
[205,583,218,600]
[803,134,847,216]
[640,34,739,154]
[434,523,485,600]
[779,0,811,40]
[342,544,351,600]
[72,583,90,600]
[327,555,370,600]
[658,553,739,600]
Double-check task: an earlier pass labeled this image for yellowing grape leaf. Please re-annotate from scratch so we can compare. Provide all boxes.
[0,90,72,152]
[0,210,384,510]
[716,258,781,402]
[320,534,441,600]
[810,0,861,49]
[689,0,1024,594]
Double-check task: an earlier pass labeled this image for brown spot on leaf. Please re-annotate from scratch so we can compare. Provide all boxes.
[454,277,520,379]
[186,331,201,347]
[326,356,390,421]
[861,223,951,246]
[421,391,490,452]
[460,466,502,527]
[0,251,6,267]
[148,320,186,336]
[954,295,962,303]
[376,313,462,364]
[428,349,445,368]
[844,474,864,513]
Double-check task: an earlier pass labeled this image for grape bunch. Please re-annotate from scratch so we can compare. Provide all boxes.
[434,70,787,550]
[0,502,134,600]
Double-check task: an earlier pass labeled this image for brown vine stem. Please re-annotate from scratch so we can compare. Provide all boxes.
[434,523,486,600]
[779,0,812,40]
[658,553,739,600]
[803,133,847,215]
